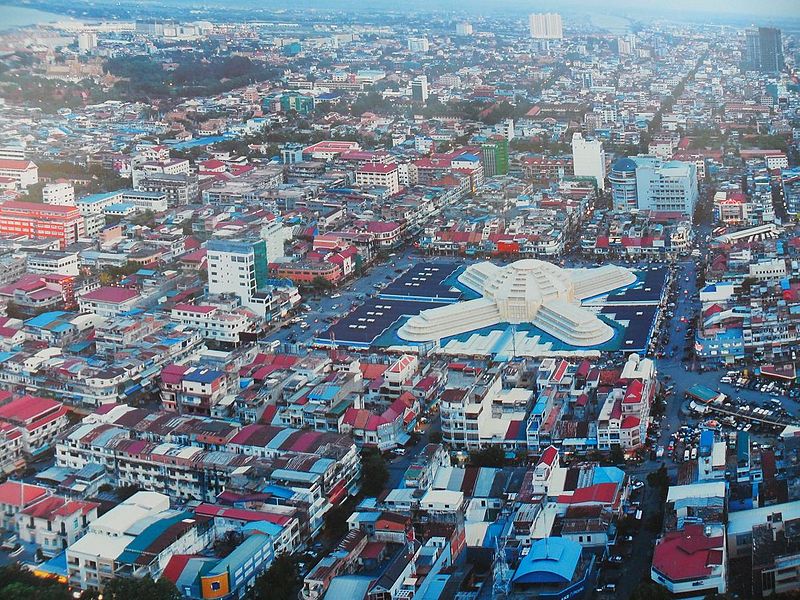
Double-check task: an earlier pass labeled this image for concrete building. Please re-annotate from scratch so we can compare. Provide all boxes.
[18,496,99,557]
[529,13,563,39]
[206,238,271,318]
[170,303,258,344]
[610,156,699,217]
[407,37,430,52]
[571,133,606,191]
[0,201,85,249]
[66,491,210,592]
[398,259,637,348]
[651,523,726,598]
[744,27,784,73]
[78,286,142,318]
[456,22,473,36]
[77,31,97,54]
[411,75,429,103]
[42,183,75,205]
[26,251,80,276]
[0,159,38,188]
[355,163,400,195]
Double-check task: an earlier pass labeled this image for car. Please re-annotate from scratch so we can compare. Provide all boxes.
[330,293,341,299]
[631,481,645,490]
[607,555,623,564]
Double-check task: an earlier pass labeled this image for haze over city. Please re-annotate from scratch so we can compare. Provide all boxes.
[0,1,798,600]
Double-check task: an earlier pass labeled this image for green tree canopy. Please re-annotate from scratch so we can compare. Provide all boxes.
[102,576,181,600]
[360,448,389,497]
[249,554,300,600]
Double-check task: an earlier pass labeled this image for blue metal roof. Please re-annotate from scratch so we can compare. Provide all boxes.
[26,311,69,328]
[612,157,637,172]
[512,537,582,585]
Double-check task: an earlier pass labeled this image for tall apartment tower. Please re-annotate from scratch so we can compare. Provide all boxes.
[529,13,563,40]
[411,75,429,103]
[572,133,606,191]
[78,32,98,54]
[456,22,473,36]
[744,27,783,73]
[206,238,271,317]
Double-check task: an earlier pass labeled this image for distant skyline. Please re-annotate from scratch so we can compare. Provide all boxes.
[2,0,799,28]
[191,0,800,19]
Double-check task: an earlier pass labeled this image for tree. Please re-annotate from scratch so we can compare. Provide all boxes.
[115,484,141,501]
[250,554,300,600]
[0,565,71,600]
[470,445,505,468]
[310,276,333,291]
[647,464,670,492]
[360,448,389,497]
[428,431,443,444]
[609,445,625,464]
[214,530,244,558]
[102,577,181,600]
[631,582,671,600]
[324,497,356,540]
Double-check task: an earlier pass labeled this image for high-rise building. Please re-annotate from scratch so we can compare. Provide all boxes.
[407,37,430,53]
[744,27,784,73]
[571,133,606,191]
[411,75,429,103]
[610,156,699,217]
[529,13,563,40]
[77,32,97,54]
[609,158,639,211]
[481,138,510,177]
[206,239,271,317]
[456,22,473,36]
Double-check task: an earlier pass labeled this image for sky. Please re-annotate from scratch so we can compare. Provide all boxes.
[212,0,800,19]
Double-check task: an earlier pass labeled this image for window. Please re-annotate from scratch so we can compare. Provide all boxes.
[210,581,221,591]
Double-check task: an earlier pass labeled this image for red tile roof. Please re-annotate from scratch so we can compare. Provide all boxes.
[0,160,35,170]
[0,395,57,423]
[80,286,140,303]
[0,481,48,506]
[558,482,618,505]
[652,524,724,582]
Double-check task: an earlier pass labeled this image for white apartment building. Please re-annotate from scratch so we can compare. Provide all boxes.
[206,238,272,318]
[261,220,292,263]
[355,163,400,195]
[765,154,788,170]
[749,258,788,281]
[121,189,169,212]
[43,183,75,206]
[572,133,606,191]
[18,496,99,557]
[66,492,208,591]
[529,13,563,39]
[76,191,124,216]
[131,158,190,187]
[26,251,80,276]
[0,159,38,188]
[170,303,258,343]
[440,370,529,452]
